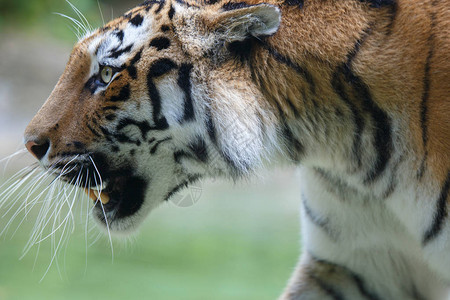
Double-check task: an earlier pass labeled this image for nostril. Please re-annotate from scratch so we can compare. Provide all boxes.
[25,140,50,160]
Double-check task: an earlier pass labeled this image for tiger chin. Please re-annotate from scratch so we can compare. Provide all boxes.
[22,0,450,299]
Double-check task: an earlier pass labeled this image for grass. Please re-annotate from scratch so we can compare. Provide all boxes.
[0,170,302,300]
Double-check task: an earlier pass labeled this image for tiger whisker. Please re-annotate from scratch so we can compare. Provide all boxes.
[0,148,28,173]
[16,169,69,241]
[53,12,88,39]
[66,0,93,34]
[89,155,114,260]
[0,165,39,203]
[20,158,80,260]
[22,178,61,258]
[35,173,80,244]
[41,202,71,282]
[1,168,45,219]
[97,0,105,26]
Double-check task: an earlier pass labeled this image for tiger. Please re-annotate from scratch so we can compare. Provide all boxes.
[20,0,450,298]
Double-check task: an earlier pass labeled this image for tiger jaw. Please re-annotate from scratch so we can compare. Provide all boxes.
[82,168,149,227]
[50,152,153,230]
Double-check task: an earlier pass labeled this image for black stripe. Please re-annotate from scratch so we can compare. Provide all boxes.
[147,70,169,130]
[285,97,300,117]
[205,108,217,145]
[164,174,201,201]
[203,107,243,175]
[331,70,364,167]
[385,1,398,35]
[382,154,403,198]
[129,14,144,27]
[141,0,164,11]
[417,11,436,179]
[58,151,89,159]
[102,105,119,111]
[127,49,142,80]
[358,0,395,8]
[281,122,303,162]
[98,126,114,143]
[302,194,336,240]
[174,150,191,164]
[148,58,177,78]
[86,122,102,138]
[155,0,165,13]
[131,49,143,65]
[351,274,382,300]
[350,69,392,183]
[114,30,124,42]
[423,171,450,244]
[334,28,392,181]
[310,275,345,300]
[221,150,247,175]
[260,42,315,95]
[100,26,111,33]
[188,138,208,163]
[127,66,137,80]
[141,0,161,6]
[108,45,133,59]
[168,5,175,19]
[116,118,152,139]
[178,64,195,122]
[310,255,382,300]
[114,134,139,145]
[109,84,131,102]
[222,2,250,10]
[150,137,172,154]
[418,45,432,176]
[72,141,85,149]
[284,0,304,8]
[105,114,116,121]
[150,37,171,51]
[147,59,177,129]
[113,133,141,145]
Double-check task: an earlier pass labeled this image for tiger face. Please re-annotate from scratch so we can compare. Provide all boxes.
[23,1,281,232]
[17,0,450,297]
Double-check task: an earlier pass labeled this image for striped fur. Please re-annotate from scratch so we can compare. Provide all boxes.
[22,0,450,298]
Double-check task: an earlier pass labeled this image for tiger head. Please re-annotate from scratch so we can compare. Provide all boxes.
[23,1,281,232]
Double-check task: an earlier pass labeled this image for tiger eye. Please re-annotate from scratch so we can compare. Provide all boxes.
[100,66,113,84]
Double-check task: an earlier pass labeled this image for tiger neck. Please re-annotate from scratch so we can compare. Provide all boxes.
[247,2,400,193]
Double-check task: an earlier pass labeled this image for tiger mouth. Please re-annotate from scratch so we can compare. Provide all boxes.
[48,152,148,223]
[84,174,148,222]
[52,154,148,224]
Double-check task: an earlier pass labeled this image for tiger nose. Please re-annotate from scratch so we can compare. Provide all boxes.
[25,139,50,161]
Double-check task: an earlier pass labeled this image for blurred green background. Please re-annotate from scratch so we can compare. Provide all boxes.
[0,1,302,299]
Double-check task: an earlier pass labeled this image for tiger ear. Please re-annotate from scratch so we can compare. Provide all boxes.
[209,3,281,41]
[173,3,280,55]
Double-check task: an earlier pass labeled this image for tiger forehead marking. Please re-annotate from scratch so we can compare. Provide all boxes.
[19,0,450,299]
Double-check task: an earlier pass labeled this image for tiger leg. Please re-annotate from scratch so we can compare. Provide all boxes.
[278,168,450,300]
[278,253,379,300]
